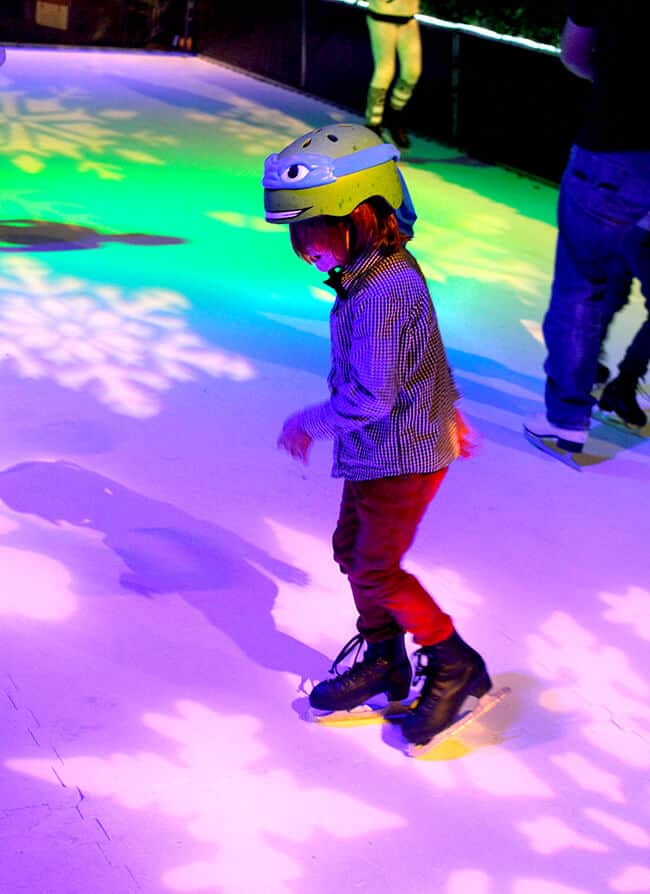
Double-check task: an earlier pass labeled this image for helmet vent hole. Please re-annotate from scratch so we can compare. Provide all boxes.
[327,134,339,142]
[302,138,312,148]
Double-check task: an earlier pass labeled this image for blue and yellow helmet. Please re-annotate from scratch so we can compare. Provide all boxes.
[262,123,403,223]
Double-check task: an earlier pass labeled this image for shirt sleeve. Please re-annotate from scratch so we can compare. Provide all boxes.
[298,273,411,439]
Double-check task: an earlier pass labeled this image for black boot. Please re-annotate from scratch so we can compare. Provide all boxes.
[384,106,410,149]
[401,632,491,745]
[599,373,647,427]
[309,633,412,712]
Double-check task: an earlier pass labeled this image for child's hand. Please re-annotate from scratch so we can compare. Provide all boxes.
[278,414,313,464]
[455,408,479,458]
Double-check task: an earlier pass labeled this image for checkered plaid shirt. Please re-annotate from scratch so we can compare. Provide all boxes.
[298,246,461,480]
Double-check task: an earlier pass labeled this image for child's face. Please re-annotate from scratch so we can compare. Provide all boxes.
[298,240,341,273]
[291,217,346,272]
[306,245,340,273]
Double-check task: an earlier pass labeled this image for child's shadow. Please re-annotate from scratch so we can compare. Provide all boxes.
[0,460,326,680]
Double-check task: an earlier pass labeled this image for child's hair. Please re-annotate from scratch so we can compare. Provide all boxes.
[289,196,402,267]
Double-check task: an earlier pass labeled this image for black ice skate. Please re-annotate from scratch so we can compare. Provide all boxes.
[307,633,413,725]
[401,632,510,757]
[384,106,411,149]
[596,373,648,433]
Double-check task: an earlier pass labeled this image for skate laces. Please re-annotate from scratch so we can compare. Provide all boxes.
[413,647,433,686]
[329,633,365,676]
[412,648,430,685]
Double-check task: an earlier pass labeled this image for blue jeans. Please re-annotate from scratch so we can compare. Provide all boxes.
[617,223,650,379]
[543,146,650,429]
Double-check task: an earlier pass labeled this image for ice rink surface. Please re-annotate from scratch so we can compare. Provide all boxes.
[0,47,648,894]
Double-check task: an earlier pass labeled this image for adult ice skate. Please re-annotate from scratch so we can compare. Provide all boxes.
[523,414,601,469]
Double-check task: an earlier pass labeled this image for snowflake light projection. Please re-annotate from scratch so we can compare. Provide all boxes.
[0,256,254,418]
[184,83,315,157]
[0,507,77,620]
[0,87,174,179]
[413,207,551,301]
[528,611,650,766]
[599,586,650,641]
[6,700,404,893]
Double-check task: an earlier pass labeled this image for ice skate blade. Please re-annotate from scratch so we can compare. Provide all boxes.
[524,431,604,469]
[305,699,413,727]
[592,409,648,438]
[406,686,511,758]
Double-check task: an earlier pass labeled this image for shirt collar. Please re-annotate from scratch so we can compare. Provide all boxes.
[323,247,385,299]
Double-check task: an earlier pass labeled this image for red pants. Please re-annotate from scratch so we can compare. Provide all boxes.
[332,470,454,646]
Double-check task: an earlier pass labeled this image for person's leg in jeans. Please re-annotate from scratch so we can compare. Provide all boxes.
[528,147,650,448]
[619,223,650,381]
[543,167,616,430]
[598,254,634,384]
[599,221,650,425]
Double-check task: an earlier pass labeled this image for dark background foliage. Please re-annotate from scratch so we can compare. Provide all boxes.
[420,1,568,45]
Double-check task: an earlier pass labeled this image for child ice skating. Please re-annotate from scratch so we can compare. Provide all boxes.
[262,124,493,749]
